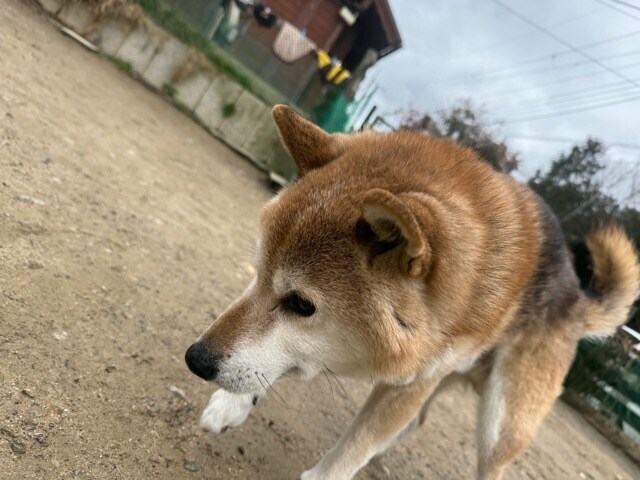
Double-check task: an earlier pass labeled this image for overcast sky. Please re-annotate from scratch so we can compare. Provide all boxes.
[368,0,640,183]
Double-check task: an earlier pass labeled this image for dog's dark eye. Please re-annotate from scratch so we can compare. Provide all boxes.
[281,292,316,317]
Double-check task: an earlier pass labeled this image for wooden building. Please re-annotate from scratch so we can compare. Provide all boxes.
[222,0,400,110]
[169,0,401,121]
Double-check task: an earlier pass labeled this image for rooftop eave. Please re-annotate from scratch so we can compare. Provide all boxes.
[372,0,402,57]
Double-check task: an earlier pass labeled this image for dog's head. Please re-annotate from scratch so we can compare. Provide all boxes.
[185,106,444,394]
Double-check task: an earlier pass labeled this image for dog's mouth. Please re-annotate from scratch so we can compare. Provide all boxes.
[212,363,319,396]
[213,366,305,395]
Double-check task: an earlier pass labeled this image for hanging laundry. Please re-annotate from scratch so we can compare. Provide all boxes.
[316,49,331,69]
[334,69,351,85]
[317,56,351,85]
[254,4,277,28]
[326,58,342,81]
[273,22,317,63]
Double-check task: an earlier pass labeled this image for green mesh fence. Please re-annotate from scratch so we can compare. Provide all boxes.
[564,328,640,443]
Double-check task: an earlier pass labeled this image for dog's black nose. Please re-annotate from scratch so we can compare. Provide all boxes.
[185,342,219,381]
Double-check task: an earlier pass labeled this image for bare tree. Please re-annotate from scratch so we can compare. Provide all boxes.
[399,101,519,173]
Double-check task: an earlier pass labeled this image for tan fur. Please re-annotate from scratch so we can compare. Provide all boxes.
[272,105,350,177]
[188,106,640,480]
[362,189,436,277]
[584,225,640,336]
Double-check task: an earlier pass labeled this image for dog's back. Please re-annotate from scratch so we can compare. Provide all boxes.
[326,130,638,344]
[187,107,640,480]
[291,127,640,479]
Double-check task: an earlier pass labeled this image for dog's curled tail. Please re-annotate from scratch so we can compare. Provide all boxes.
[583,225,640,337]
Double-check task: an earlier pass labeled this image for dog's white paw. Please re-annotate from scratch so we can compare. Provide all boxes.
[300,470,343,480]
[300,461,352,480]
[200,390,256,434]
[299,470,317,480]
[300,467,333,480]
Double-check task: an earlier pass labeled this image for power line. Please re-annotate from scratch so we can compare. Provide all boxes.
[561,162,638,223]
[485,76,638,109]
[604,0,640,13]
[501,92,640,123]
[431,48,640,88]
[503,134,640,150]
[491,78,640,116]
[426,29,640,85]
[491,0,640,89]
[539,78,637,101]
[460,5,606,58]
[478,60,640,103]
[496,91,637,118]
[488,82,635,115]
[594,0,640,20]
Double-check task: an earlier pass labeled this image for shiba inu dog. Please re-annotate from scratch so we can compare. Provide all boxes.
[185,105,640,480]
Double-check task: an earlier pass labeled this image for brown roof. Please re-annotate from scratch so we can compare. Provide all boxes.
[372,0,402,57]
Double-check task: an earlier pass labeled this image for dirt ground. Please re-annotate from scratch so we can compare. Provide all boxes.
[1,1,639,479]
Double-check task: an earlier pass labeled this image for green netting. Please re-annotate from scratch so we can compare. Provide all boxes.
[564,335,640,436]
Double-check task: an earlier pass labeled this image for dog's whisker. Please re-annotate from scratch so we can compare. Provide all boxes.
[324,364,349,400]
[261,373,295,410]
[238,236,258,255]
[325,365,348,382]
[322,368,336,406]
[255,372,288,409]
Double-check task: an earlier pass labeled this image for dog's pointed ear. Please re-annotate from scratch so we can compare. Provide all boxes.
[357,189,436,277]
[272,105,348,177]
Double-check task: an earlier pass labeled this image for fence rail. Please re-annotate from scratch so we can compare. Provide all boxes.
[564,325,640,447]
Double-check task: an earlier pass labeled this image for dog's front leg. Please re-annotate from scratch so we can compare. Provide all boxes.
[301,379,438,480]
[200,389,260,433]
